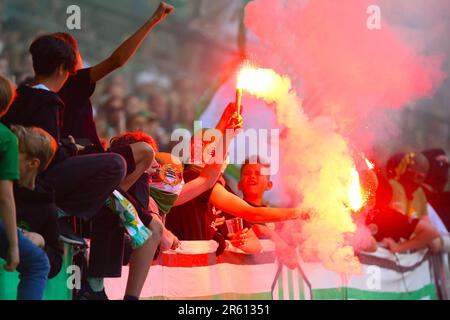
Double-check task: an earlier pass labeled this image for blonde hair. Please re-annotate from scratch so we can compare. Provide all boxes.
[11,125,58,172]
[0,75,16,117]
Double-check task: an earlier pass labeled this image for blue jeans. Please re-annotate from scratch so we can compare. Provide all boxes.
[0,221,50,300]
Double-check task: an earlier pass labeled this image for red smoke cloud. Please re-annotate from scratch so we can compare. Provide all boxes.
[244,0,444,140]
[238,0,446,273]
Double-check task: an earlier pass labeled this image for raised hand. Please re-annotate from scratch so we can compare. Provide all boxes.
[152,2,174,22]
[218,103,244,132]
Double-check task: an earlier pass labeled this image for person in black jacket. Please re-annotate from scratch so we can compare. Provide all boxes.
[422,149,450,230]
[1,34,126,221]
[11,125,63,278]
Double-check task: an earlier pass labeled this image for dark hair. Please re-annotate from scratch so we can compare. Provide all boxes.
[52,32,81,67]
[29,34,76,76]
[52,32,79,53]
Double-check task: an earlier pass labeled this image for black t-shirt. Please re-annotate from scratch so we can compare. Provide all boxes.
[14,180,63,278]
[165,166,226,241]
[1,85,76,165]
[128,172,151,211]
[58,68,104,153]
[425,190,450,230]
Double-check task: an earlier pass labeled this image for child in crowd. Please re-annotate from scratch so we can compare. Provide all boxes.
[11,125,63,279]
[51,5,176,296]
[166,130,303,244]
[220,157,300,269]
[56,1,174,192]
[1,33,126,222]
[0,31,155,300]
[0,75,50,300]
[75,142,161,300]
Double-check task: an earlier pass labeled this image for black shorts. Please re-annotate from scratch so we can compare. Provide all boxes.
[109,146,136,176]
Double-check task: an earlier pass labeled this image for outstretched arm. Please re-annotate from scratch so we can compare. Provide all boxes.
[383,220,440,253]
[209,184,300,223]
[90,2,174,83]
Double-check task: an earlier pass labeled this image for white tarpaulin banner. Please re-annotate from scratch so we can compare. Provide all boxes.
[105,240,437,300]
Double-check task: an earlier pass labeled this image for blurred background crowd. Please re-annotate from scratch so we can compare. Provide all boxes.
[0,0,449,156]
[0,0,245,151]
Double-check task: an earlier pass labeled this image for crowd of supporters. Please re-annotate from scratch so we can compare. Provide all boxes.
[0,2,449,301]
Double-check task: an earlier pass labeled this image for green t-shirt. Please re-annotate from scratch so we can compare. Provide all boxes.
[0,123,20,181]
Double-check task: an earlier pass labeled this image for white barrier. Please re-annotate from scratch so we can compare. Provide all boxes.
[105,240,437,300]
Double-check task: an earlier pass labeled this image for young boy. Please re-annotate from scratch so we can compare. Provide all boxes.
[55,2,174,192]
[220,157,299,268]
[0,75,50,300]
[166,140,302,243]
[1,33,126,221]
[11,125,63,279]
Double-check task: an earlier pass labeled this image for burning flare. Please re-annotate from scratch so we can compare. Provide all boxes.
[348,167,364,212]
[235,63,363,274]
[237,65,292,102]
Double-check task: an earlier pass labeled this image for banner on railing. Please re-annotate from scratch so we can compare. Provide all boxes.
[104,241,437,300]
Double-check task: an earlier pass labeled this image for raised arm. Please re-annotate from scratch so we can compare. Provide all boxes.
[209,183,300,223]
[174,103,242,206]
[173,161,224,206]
[90,2,174,83]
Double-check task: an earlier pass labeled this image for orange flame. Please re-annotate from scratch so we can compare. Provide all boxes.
[348,167,364,212]
[237,65,274,92]
[236,65,293,104]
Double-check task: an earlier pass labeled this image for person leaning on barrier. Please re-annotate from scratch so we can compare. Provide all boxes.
[10,125,63,279]
[0,75,50,300]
